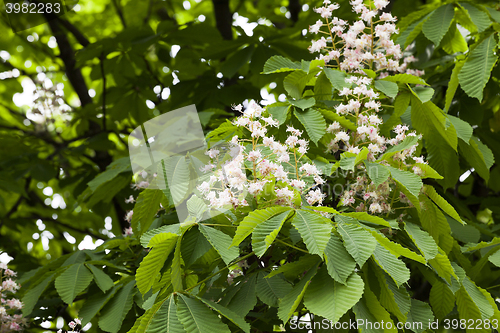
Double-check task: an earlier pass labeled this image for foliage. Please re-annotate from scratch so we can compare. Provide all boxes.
[1,0,500,332]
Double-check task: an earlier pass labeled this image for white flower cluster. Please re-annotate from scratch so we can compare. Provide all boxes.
[309,0,424,77]
[0,263,26,333]
[197,101,326,209]
[57,318,82,333]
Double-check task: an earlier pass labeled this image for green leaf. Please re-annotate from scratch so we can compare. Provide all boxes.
[386,165,423,199]
[291,209,332,256]
[460,3,491,33]
[252,210,293,257]
[364,161,390,186]
[304,266,364,323]
[231,207,292,247]
[55,264,94,304]
[342,212,390,227]
[263,55,301,74]
[318,108,357,131]
[146,296,185,333]
[22,273,56,316]
[458,137,494,183]
[86,264,114,293]
[99,280,137,333]
[424,185,463,224]
[411,86,435,103]
[294,108,326,144]
[426,131,460,190]
[406,299,435,333]
[278,264,319,323]
[267,254,321,279]
[374,80,398,98]
[87,157,131,192]
[256,272,292,307]
[80,286,121,326]
[373,266,410,322]
[429,280,455,320]
[354,147,369,166]
[323,67,348,91]
[458,34,498,102]
[176,294,231,333]
[284,70,309,99]
[428,251,456,284]
[404,223,438,261]
[136,235,177,294]
[447,115,473,142]
[131,189,164,235]
[422,4,455,46]
[337,223,377,268]
[415,163,443,180]
[381,74,428,86]
[288,97,315,110]
[410,97,457,149]
[267,105,290,126]
[380,135,419,160]
[353,282,397,333]
[372,244,411,287]
[445,59,465,111]
[199,225,239,265]
[141,224,181,248]
[163,155,191,204]
[171,239,183,292]
[197,297,251,333]
[420,195,453,253]
[456,286,483,323]
[380,91,411,134]
[441,23,468,54]
[186,195,208,221]
[225,274,258,317]
[462,276,494,320]
[324,233,356,285]
[371,231,426,264]
[221,45,255,78]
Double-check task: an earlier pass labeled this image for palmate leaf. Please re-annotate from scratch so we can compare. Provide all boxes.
[447,115,473,143]
[324,233,356,285]
[304,266,364,324]
[284,70,310,100]
[278,264,319,323]
[22,272,56,316]
[458,34,498,102]
[429,280,455,320]
[337,223,376,268]
[131,189,164,235]
[176,294,231,333]
[456,286,485,325]
[426,131,460,190]
[163,155,191,204]
[459,136,495,183]
[267,254,321,279]
[419,195,453,253]
[171,239,183,292]
[136,235,177,295]
[199,225,239,265]
[294,108,326,144]
[252,210,293,257]
[291,209,332,256]
[462,277,494,320]
[422,4,455,46]
[99,280,137,333]
[381,73,428,86]
[372,244,411,287]
[374,80,398,98]
[141,224,181,247]
[429,251,457,284]
[323,67,349,91]
[256,272,292,307]
[55,263,94,304]
[404,223,438,261]
[460,3,491,33]
[231,207,292,247]
[414,163,443,180]
[386,165,423,200]
[441,23,468,55]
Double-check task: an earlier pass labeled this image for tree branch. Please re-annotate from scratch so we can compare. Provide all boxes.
[212,0,233,40]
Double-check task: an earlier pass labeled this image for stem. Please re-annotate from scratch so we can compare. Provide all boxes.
[275,238,309,254]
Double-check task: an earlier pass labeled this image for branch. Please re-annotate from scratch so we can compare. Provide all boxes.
[288,0,301,24]
[112,0,127,28]
[212,0,233,40]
